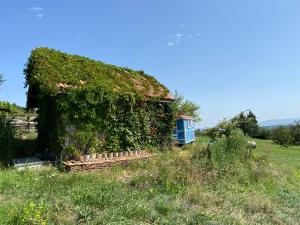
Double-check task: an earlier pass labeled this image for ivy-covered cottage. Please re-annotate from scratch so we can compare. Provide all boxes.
[24,48,175,160]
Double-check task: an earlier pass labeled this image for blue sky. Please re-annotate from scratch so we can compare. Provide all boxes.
[1,0,300,127]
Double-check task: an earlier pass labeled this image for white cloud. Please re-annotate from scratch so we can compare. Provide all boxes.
[166,31,202,47]
[28,6,45,19]
[175,33,183,43]
[167,33,183,47]
[75,35,81,39]
[36,14,44,19]
[189,32,202,39]
[28,7,43,12]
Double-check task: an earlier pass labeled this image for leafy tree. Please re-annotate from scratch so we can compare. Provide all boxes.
[255,127,271,140]
[174,91,201,122]
[232,110,259,137]
[290,121,300,145]
[271,126,293,147]
[268,122,300,147]
[204,119,238,160]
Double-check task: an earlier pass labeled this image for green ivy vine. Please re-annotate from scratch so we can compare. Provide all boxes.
[24,48,175,160]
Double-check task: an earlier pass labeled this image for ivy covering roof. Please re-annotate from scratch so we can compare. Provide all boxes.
[25,48,174,107]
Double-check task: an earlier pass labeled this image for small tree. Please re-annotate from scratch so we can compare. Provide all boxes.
[203,119,250,170]
[271,126,293,147]
[232,110,259,137]
[291,121,300,145]
[255,127,271,140]
[204,119,239,160]
[174,91,201,122]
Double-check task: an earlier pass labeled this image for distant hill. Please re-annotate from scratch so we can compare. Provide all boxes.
[259,118,300,128]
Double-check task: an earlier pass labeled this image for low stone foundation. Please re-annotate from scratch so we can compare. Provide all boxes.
[63,151,152,172]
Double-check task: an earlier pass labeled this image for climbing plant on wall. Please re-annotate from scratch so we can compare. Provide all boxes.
[24,48,175,161]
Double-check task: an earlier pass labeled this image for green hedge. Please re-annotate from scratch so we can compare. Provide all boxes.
[0,113,15,166]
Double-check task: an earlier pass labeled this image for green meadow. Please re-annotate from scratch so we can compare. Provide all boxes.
[0,139,299,225]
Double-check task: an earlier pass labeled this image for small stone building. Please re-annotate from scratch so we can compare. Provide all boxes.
[25,48,175,160]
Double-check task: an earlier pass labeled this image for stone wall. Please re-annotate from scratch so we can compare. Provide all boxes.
[11,117,37,133]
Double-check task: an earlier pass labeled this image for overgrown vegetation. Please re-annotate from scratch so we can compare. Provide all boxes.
[209,129,251,171]
[0,101,27,115]
[210,110,270,141]
[0,138,299,224]
[174,91,200,121]
[0,113,15,167]
[0,76,16,166]
[0,74,38,164]
[232,110,259,137]
[255,126,271,140]
[24,48,175,161]
[24,48,170,105]
[270,122,300,146]
[212,110,300,147]
[202,118,252,166]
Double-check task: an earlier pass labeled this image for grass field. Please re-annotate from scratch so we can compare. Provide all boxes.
[0,139,299,225]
